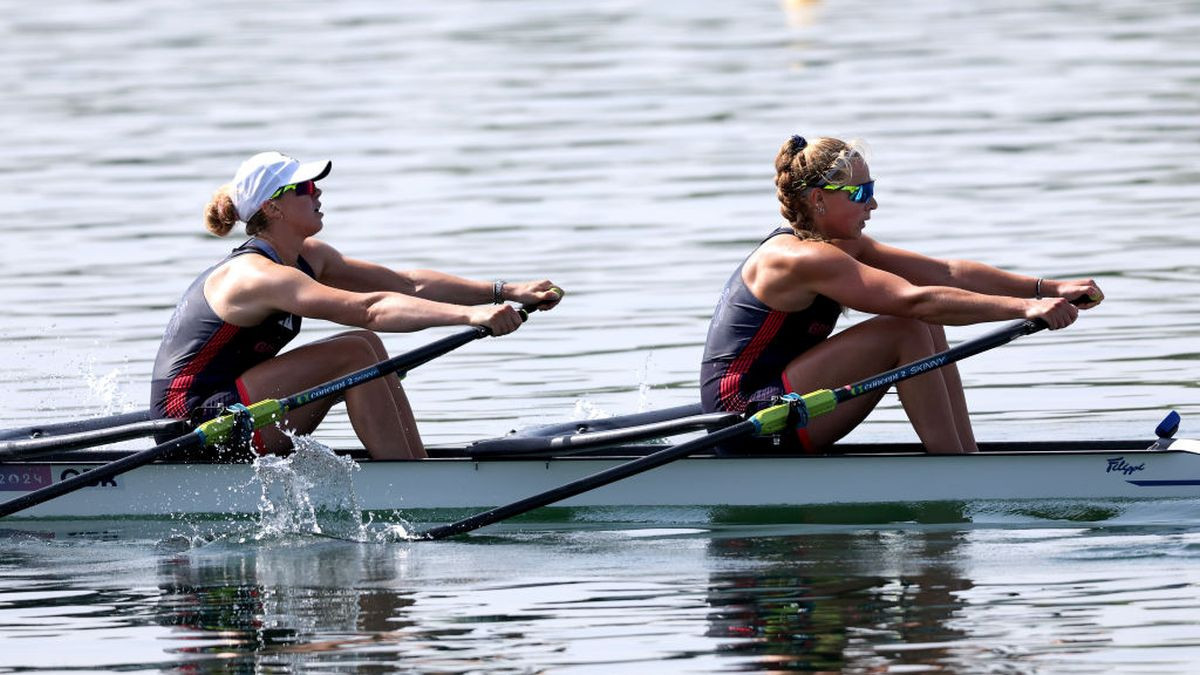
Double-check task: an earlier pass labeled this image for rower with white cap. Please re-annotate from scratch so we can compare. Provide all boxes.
[149,152,563,460]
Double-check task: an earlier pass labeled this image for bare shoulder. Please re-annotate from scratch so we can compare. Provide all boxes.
[747,238,851,311]
[751,236,850,280]
[206,253,321,325]
[212,253,308,296]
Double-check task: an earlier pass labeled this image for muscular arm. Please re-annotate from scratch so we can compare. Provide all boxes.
[303,239,493,303]
[303,238,564,309]
[749,240,1077,328]
[852,237,1037,296]
[206,256,514,333]
[852,236,1103,307]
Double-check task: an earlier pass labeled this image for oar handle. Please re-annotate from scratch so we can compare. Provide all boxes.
[1027,294,1093,331]
[480,301,537,336]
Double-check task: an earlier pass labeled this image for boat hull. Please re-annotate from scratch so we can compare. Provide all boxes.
[3,443,1200,519]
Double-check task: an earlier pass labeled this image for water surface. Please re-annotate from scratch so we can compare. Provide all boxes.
[2,0,1199,671]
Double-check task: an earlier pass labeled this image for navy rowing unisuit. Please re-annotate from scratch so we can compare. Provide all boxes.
[700,228,841,418]
[149,238,314,426]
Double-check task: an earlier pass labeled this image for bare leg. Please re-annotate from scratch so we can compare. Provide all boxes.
[783,316,969,454]
[926,324,978,452]
[238,331,426,459]
[340,331,425,458]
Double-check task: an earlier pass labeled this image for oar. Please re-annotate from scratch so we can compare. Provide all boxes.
[0,312,533,519]
[0,408,162,443]
[459,407,740,458]
[417,313,1063,540]
[0,416,189,460]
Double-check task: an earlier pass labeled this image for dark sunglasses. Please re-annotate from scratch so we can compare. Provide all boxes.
[819,180,874,204]
[270,180,318,199]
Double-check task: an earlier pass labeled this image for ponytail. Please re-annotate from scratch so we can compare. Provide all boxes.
[203,184,270,236]
[203,185,238,237]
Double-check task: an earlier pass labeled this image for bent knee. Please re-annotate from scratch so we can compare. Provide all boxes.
[871,315,939,349]
[316,333,387,370]
[330,330,389,361]
[872,315,927,334]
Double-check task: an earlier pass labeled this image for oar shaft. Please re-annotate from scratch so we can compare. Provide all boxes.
[420,419,758,540]
[0,311,527,458]
[833,317,1041,404]
[748,317,1050,437]
[282,326,488,410]
[0,418,189,461]
[0,409,158,442]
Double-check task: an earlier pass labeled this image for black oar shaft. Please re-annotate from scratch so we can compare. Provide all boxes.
[419,316,1057,540]
[0,409,158,442]
[0,418,188,461]
[420,420,758,540]
[831,317,1040,405]
[282,327,487,410]
[0,311,526,459]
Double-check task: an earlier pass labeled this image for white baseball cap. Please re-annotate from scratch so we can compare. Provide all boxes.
[232,151,332,222]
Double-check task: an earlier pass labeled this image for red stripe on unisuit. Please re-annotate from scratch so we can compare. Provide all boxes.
[235,377,270,456]
[163,322,241,419]
[781,371,817,453]
[718,309,786,411]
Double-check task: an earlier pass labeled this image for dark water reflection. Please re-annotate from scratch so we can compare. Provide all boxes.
[705,532,972,672]
[137,532,982,672]
[151,542,418,669]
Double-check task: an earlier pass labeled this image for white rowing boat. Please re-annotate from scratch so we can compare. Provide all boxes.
[3,429,1198,520]
[10,316,1173,529]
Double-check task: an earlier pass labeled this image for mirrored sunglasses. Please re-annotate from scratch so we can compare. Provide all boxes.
[270,180,317,199]
[819,180,874,204]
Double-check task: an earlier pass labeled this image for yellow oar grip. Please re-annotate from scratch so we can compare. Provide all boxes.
[801,389,838,417]
[749,389,838,436]
[194,399,286,447]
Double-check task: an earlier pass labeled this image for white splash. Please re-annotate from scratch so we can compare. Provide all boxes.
[636,350,657,412]
[82,359,137,415]
[252,436,368,542]
[571,399,613,421]
[570,351,660,421]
